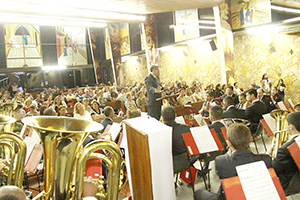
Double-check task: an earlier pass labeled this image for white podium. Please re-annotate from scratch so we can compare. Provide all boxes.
[123,117,176,200]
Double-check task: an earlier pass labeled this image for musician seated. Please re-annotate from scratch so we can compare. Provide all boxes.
[209,105,227,152]
[161,106,190,174]
[221,85,239,105]
[270,86,283,109]
[245,89,267,133]
[271,112,300,195]
[257,88,272,113]
[236,93,250,110]
[222,96,247,120]
[186,88,196,103]
[0,185,28,200]
[199,90,219,117]
[194,124,272,200]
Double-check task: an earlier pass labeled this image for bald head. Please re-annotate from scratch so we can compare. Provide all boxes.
[257,88,264,99]
[0,186,27,200]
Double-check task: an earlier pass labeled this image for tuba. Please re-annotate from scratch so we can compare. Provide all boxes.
[294,103,300,111]
[22,116,122,200]
[0,103,14,117]
[0,132,26,187]
[0,115,24,187]
[0,114,16,133]
[270,109,290,159]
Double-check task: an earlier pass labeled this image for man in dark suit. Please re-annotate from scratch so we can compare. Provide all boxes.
[208,105,227,151]
[162,106,190,174]
[194,124,272,200]
[257,88,273,113]
[222,96,247,119]
[222,85,239,105]
[245,88,267,133]
[145,65,163,120]
[199,90,219,117]
[272,112,300,194]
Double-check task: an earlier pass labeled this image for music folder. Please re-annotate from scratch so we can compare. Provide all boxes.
[287,136,300,171]
[182,126,223,155]
[222,167,286,200]
[261,113,276,137]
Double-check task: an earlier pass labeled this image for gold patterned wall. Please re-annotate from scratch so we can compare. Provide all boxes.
[121,39,221,86]
[159,44,220,85]
[233,31,300,103]
[120,55,148,85]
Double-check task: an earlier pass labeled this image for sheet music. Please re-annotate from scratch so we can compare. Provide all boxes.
[191,126,218,153]
[236,161,280,200]
[288,99,295,108]
[194,114,202,126]
[108,123,121,141]
[263,113,276,134]
[24,137,40,164]
[175,116,186,125]
[278,101,287,110]
[295,135,300,149]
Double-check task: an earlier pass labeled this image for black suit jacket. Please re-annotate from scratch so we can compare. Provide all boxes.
[208,121,227,151]
[144,73,162,107]
[260,96,272,113]
[100,117,113,133]
[215,149,272,200]
[272,136,299,189]
[222,94,239,105]
[245,100,267,132]
[165,121,190,156]
[222,106,247,120]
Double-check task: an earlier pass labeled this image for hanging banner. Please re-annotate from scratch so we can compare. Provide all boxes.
[4,24,43,68]
[120,23,130,56]
[143,15,159,70]
[56,26,87,66]
[174,9,199,43]
[89,28,103,83]
[231,0,271,30]
[108,23,121,85]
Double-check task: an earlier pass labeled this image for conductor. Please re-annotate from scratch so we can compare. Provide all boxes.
[145,64,163,120]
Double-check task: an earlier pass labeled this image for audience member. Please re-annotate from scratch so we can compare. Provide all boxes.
[100,106,114,133]
[73,102,92,120]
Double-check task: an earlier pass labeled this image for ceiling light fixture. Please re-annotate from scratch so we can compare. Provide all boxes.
[0,0,146,22]
[41,66,67,71]
[271,5,300,14]
[169,25,216,30]
[0,13,107,27]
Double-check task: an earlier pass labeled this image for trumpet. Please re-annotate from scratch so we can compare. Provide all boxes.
[22,116,122,200]
[270,109,290,159]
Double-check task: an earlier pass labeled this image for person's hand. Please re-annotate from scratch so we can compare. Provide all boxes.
[155,86,162,93]
[83,176,99,198]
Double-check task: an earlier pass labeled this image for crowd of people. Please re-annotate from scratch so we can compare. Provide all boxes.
[0,69,296,199]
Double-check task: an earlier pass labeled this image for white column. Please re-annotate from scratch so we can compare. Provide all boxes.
[213,6,227,85]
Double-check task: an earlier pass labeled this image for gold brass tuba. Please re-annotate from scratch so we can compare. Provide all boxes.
[0,114,16,133]
[270,109,290,159]
[22,116,122,200]
[0,132,26,187]
[0,103,14,117]
[294,103,300,111]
